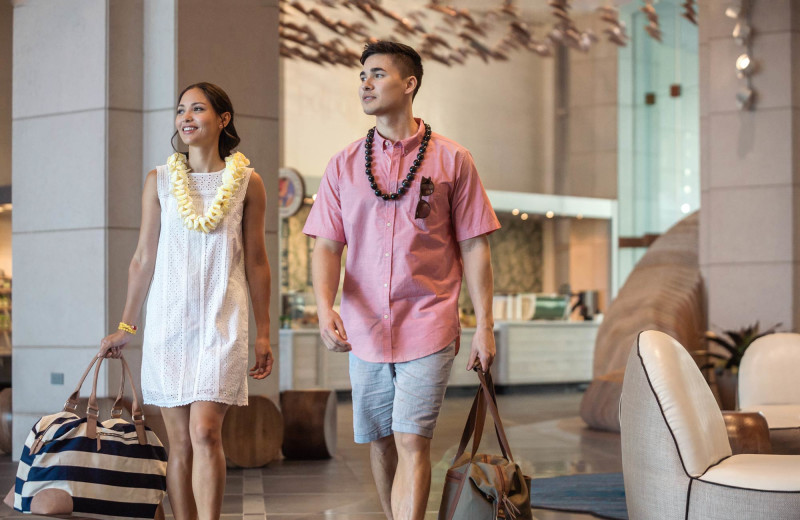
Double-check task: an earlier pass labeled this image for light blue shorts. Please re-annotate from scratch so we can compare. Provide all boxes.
[349,342,456,444]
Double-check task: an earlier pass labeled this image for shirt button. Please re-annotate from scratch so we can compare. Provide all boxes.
[385,252,389,257]
[384,283,388,287]
[384,314,389,319]
[386,222,391,227]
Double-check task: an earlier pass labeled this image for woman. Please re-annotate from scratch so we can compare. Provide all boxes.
[98,82,273,520]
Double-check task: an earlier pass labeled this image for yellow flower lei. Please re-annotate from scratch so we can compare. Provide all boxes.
[167,151,250,233]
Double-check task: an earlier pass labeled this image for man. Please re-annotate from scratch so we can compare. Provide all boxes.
[303,41,500,520]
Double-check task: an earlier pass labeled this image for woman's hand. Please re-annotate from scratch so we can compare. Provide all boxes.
[98,330,133,359]
[250,337,273,379]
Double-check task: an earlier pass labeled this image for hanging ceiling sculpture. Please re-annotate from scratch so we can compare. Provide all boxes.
[278,0,654,68]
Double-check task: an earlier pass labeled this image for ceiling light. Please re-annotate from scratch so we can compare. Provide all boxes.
[521,213,529,221]
[681,204,691,214]
[546,211,555,219]
[725,3,742,19]
[512,208,520,216]
[735,53,755,77]
[732,22,751,45]
[736,87,755,110]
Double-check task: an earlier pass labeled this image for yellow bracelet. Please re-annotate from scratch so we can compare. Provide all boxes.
[118,322,137,335]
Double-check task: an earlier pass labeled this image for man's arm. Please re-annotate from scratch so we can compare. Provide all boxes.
[312,237,351,352]
[459,234,495,372]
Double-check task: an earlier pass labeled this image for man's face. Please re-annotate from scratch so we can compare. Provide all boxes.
[359,54,415,116]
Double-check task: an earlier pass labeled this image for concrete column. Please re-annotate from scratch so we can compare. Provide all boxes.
[699,0,800,330]
[11,0,143,457]
[11,0,279,458]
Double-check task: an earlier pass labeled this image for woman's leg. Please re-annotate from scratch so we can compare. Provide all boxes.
[160,406,198,520]
[188,401,229,520]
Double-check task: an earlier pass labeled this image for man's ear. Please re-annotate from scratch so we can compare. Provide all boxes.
[405,76,418,96]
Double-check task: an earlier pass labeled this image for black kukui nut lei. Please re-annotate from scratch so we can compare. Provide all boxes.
[365,124,431,200]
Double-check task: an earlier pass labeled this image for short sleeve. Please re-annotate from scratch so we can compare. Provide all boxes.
[450,151,501,242]
[302,157,346,243]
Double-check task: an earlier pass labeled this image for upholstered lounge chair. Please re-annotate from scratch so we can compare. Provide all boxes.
[739,333,800,454]
[620,330,800,520]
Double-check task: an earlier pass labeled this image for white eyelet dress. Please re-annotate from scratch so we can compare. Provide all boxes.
[141,164,253,407]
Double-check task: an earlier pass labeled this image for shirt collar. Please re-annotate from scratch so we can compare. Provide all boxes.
[372,118,426,155]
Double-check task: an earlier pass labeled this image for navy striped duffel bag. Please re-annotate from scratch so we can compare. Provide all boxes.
[4,354,167,519]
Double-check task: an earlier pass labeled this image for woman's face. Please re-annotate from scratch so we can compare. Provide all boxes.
[175,88,229,150]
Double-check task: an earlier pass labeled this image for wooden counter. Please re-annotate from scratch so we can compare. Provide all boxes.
[279,321,599,391]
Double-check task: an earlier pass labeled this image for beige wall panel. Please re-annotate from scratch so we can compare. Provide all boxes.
[12,111,107,233]
[13,230,105,347]
[12,0,107,118]
[177,0,278,120]
[108,110,145,229]
[108,0,144,111]
[707,262,794,329]
[708,109,794,189]
[708,185,793,264]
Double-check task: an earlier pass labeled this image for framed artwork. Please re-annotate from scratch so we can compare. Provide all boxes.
[278,167,305,218]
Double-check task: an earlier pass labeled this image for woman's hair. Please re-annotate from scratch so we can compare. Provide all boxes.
[171,82,241,159]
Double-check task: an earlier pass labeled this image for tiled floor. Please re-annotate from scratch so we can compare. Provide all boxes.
[0,388,622,519]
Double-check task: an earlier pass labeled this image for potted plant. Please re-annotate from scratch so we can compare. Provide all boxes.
[700,322,780,410]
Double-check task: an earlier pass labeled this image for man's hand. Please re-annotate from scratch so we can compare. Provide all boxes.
[466,325,495,372]
[250,337,274,379]
[319,309,351,352]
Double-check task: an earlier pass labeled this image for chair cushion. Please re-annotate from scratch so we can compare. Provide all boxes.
[699,454,800,491]
[639,331,731,477]
[739,333,800,409]
[740,405,800,430]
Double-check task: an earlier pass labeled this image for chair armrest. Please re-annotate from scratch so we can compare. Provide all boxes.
[722,411,772,455]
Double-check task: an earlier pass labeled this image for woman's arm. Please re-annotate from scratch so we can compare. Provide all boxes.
[99,169,161,358]
[242,171,273,379]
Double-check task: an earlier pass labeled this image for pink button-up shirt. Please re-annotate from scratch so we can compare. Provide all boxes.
[303,119,500,363]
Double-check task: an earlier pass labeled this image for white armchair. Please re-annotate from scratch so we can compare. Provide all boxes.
[739,332,800,453]
[620,330,800,519]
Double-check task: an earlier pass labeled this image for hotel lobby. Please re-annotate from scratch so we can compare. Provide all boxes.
[0,0,799,518]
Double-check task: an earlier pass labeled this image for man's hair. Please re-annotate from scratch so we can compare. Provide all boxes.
[360,41,424,100]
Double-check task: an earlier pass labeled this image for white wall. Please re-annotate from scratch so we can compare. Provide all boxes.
[281,50,554,194]
[0,0,11,186]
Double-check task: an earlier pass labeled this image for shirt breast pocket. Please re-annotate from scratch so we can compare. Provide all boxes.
[411,180,450,233]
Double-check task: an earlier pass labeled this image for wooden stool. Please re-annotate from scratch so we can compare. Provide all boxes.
[0,388,11,454]
[222,395,283,468]
[281,389,337,459]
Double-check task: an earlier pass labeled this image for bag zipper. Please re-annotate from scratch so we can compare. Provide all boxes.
[30,415,79,455]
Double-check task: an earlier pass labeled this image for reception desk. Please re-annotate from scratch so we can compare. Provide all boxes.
[279,321,599,391]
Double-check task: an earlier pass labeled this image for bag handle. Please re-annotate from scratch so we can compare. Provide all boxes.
[64,355,147,445]
[452,368,511,464]
[475,369,515,462]
[63,356,103,414]
[446,368,515,520]
[63,356,127,417]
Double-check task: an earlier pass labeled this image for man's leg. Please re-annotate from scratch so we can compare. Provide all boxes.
[391,432,431,520]
[371,434,398,519]
[390,342,457,520]
[349,353,396,518]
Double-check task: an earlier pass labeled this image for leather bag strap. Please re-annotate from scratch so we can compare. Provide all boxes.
[476,369,515,462]
[86,355,147,445]
[446,369,511,520]
[63,356,103,413]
